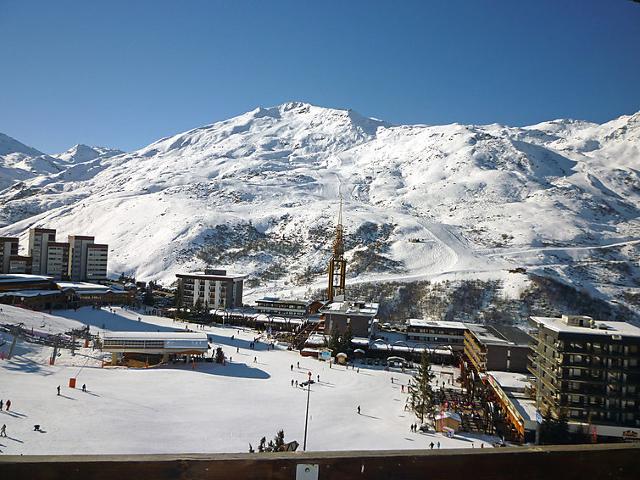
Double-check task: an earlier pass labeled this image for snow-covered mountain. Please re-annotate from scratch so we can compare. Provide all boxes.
[0,102,638,315]
[54,144,124,164]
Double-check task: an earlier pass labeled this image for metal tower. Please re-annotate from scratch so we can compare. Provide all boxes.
[327,196,347,302]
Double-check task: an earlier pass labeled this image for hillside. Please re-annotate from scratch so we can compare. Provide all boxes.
[0,102,638,317]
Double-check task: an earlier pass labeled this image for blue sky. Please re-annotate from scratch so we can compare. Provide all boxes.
[0,0,639,152]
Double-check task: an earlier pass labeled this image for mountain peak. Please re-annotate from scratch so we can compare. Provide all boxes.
[0,132,45,157]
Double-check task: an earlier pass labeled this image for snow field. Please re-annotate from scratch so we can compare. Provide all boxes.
[0,306,496,455]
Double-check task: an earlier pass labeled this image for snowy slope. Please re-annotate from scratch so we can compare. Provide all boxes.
[0,102,638,313]
[53,144,124,164]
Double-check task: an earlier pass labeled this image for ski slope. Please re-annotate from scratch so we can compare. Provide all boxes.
[0,305,496,455]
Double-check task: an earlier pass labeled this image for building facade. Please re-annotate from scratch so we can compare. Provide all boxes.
[323,300,379,337]
[529,315,640,436]
[0,237,19,273]
[67,236,109,281]
[28,228,56,275]
[8,255,32,274]
[464,324,532,374]
[85,243,108,281]
[45,242,70,280]
[406,319,467,351]
[176,269,244,310]
[255,297,313,318]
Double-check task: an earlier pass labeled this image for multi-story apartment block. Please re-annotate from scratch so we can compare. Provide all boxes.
[464,324,533,374]
[323,300,379,337]
[68,235,108,281]
[8,255,32,274]
[406,319,468,351]
[85,243,108,281]
[255,297,313,318]
[28,228,56,275]
[0,237,19,273]
[45,242,70,280]
[529,315,640,437]
[176,269,245,310]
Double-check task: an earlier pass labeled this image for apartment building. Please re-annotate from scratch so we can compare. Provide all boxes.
[45,242,70,280]
[68,235,108,281]
[405,319,468,351]
[322,300,379,337]
[8,255,32,274]
[529,315,640,438]
[464,324,533,374]
[28,228,56,275]
[176,269,245,310]
[0,237,19,273]
[255,297,314,318]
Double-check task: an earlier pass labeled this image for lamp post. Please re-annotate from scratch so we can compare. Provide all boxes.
[303,371,312,451]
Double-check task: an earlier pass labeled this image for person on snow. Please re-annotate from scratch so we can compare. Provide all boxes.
[317,375,320,382]
[437,441,441,449]
[295,380,299,387]
[290,364,293,371]
[6,399,11,411]
[357,405,361,415]
[254,356,257,363]
[430,442,434,450]
[0,400,3,410]
[57,386,60,396]
[0,424,6,437]
[291,379,294,387]
[82,384,86,392]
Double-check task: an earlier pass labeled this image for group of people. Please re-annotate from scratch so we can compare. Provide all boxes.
[0,399,11,411]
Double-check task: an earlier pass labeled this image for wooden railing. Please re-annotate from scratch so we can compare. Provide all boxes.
[2,443,639,480]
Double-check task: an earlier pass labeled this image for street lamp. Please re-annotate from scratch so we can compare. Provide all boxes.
[303,370,312,451]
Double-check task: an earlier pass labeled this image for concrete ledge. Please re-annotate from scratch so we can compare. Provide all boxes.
[1,443,639,480]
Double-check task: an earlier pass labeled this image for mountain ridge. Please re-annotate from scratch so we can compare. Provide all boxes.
[0,102,638,317]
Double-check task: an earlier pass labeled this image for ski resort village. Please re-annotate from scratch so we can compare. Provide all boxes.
[1,185,640,457]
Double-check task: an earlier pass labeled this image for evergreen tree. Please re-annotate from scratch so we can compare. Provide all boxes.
[340,324,353,353]
[215,347,225,364]
[409,351,436,424]
[540,408,571,444]
[193,297,203,316]
[257,437,266,452]
[267,430,286,452]
[143,286,155,306]
[328,325,341,355]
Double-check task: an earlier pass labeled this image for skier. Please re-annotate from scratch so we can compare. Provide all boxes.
[290,364,293,371]
[57,385,60,396]
[6,399,11,411]
[0,424,6,437]
[437,441,441,449]
[430,442,434,450]
[236,347,239,353]
[34,424,41,432]
[317,375,320,382]
[297,362,299,369]
[291,379,294,387]
[0,400,3,410]
[295,380,299,387]
[401,385,405,393]
[82,384,86,392]
[357,405,361,415]
[254,356,257,363]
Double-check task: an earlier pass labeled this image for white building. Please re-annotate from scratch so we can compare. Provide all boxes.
[405,319,468,351]
[176,269,245,309]
[68,236,108,281]
[28,228,56,275]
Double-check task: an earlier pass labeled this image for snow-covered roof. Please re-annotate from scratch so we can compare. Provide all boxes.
[56,281,110,291]
[435,411,462,422]
[530,316,640,338]
[0,289,62,298]
[406,319,467,330]
[323,300,379,317]
[0,274,53,283]
[101,331,207,341]
[487,371,532,391]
